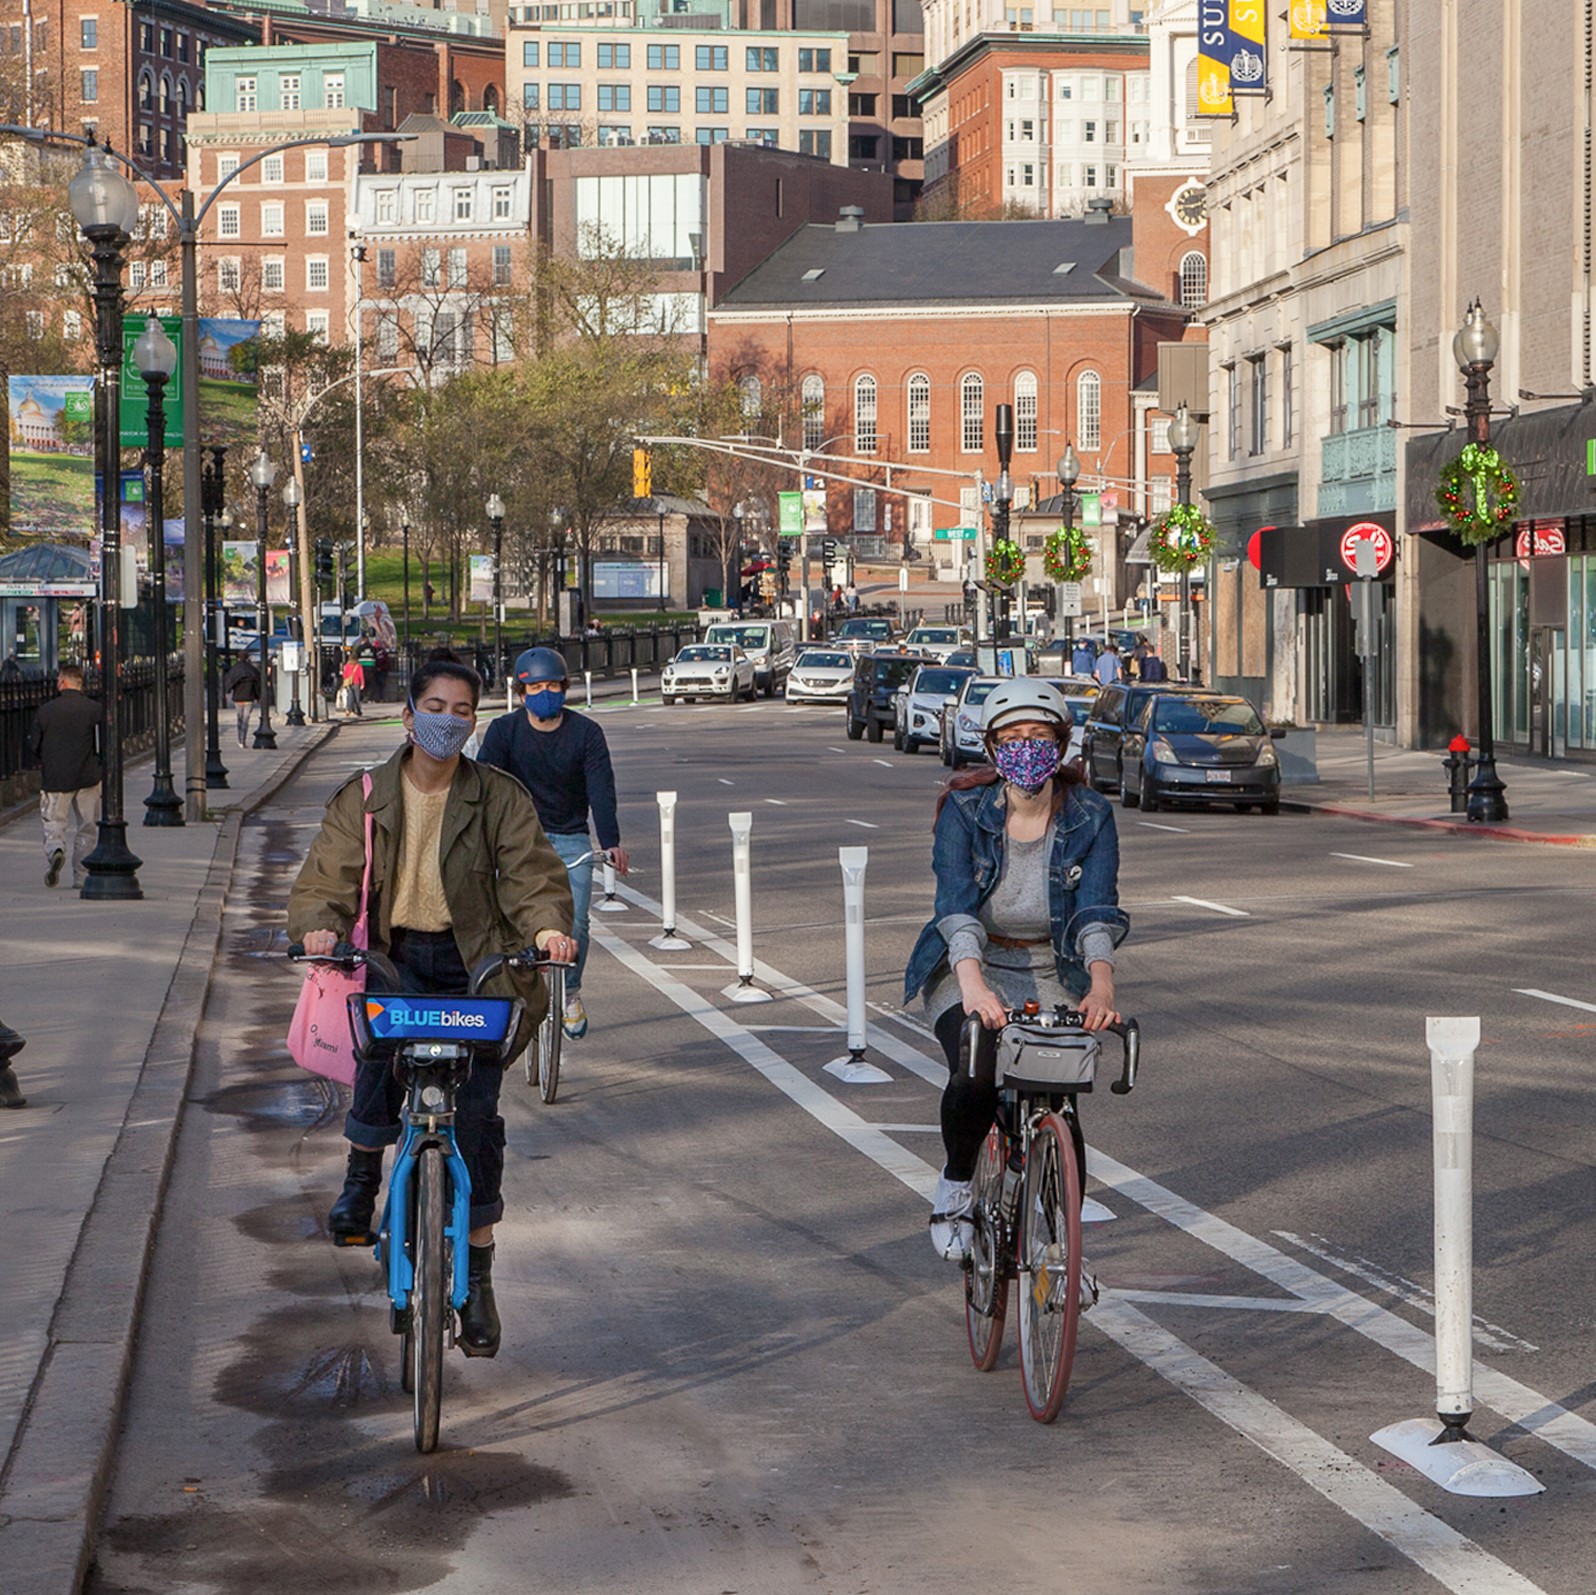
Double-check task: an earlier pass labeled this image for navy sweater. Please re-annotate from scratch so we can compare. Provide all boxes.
[477,708,621,848]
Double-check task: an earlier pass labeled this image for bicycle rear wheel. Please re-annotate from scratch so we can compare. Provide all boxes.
[537,966,563,1104]
[1016,1112,1083,1423]
[964,1128,1011,1372]
[411,1145,447,1452]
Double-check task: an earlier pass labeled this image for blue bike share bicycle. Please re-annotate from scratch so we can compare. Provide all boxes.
[289,941,565,1451]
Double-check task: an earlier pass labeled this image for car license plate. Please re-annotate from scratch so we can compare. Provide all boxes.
[1204,769,1231,783]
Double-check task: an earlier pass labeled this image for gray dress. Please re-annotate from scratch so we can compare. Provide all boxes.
[923,822,1112,1027]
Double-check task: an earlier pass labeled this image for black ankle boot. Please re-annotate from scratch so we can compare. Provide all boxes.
[458,1243,501,1358]
[327,1147,384,1246]
[0,1064,25,1110]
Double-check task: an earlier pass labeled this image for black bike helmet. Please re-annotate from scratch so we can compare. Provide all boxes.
[514,646,570,685]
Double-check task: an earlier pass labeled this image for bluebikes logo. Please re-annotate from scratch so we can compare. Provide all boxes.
[363,997,515,1042]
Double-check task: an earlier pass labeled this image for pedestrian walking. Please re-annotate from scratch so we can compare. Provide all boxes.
[1093,642,1122,686]
[846,583,860,613]
[0,1019,26,1109]
[339,647,365,718]
[224,654,262,747]
[1070,637,1096,677]
[1137,642,1168,683]
[27,663,102,890]
[0,651,23,682]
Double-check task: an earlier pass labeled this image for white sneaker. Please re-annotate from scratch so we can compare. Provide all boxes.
[561,993,588,1039]
[929,1172,975,1262]
[1079,1260,1100,1310]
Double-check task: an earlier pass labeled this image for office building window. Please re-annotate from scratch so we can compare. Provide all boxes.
[802,374,825,450]
[646,125,681,143]
[647,43,679,70]
[80,70,98,102]
[598,42,630,68]
[799,88,832,116]
[376,189,397,224]
[261,201,284,236]
[1226,364,1241,457]
[1280,343,1294,446]
[694,127,728,145]
[746,128,778,146]
[1248,354,1268,454]
[598,84,631,112]
[695,86,728,114]
[306,200,329,236]
[747,87,778,115]
[748,46,778,71]
[307,257,329,291]
[262,153,283,183]
[306,310,329,341]
[81,16,97,48]
[695,44,728,70]
[1077,369,1101,450]
[236,76,256,113]
[422,248,440,287]
[493,243,512,284]
[448,247,467,287]
[324,72,345,110]
[961,372,984,452]
[376,248,396,287]
[907,374,931,452]
[377,313,398,360]
[306,150,328,181]
[798,130,831,159]
[648,85,679,112]
[263,257,284,291]
[523,83,540,110]
[1014,371,1038,451]
[415,188,435,223]
[549,84,581,111]
[523,41,539,67]
[492,186,512,219]
[218,258,240,292]
[454,188,473,220]
[280,73,300,111]
[549,41,580,67]
[798,48,831,72]
[854,374,877,454]
[217,204,240,238]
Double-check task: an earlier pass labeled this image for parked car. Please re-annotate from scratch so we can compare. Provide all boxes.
[940,675,1005,767]
[902,624,966,662]
[1121,692,1282,814]
[1080,680,1198,793]
[1051,676,1099,765]
[845,650,924,743]
[701,619,797,697]
[944,648,978,670]
[833,616,898,656]
[785,647,856,705]
[893,663,976,754]
[662,643,757,703]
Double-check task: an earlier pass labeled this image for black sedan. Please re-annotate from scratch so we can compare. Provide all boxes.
[1121,693,1283,814]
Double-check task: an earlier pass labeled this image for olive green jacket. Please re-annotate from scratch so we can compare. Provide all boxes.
[288,745,573,1041]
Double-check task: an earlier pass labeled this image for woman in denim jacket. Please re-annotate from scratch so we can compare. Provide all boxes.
[903,678,1128,1268]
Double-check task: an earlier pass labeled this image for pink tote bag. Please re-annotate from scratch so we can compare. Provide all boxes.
[286,775,373,1086]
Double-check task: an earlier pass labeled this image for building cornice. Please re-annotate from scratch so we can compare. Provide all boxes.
[906,28,1150,105]
[710,302,1141,324]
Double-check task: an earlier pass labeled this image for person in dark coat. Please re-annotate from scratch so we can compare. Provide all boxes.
[27,664,101,890]
[224,654,262,747]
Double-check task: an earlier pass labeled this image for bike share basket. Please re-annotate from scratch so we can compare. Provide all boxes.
[994,1021,1100,1094]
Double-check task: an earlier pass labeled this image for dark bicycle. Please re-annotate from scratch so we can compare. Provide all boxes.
[961,1004,1140,1423]
[289,942,564,1451]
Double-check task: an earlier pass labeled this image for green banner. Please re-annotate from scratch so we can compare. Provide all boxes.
[119,315,183,448]
[778,491,803,537]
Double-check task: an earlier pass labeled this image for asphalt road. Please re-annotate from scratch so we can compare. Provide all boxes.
[85,699,1596,1595]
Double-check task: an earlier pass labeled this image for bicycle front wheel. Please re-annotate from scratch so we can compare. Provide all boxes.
[411,1145,447,1453]
[1016,1112,1083,1423]
[537,966,563,1104]
[964,1128,1011,1372]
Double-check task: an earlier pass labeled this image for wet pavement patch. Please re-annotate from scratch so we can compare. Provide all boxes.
[199,1074,342,1136]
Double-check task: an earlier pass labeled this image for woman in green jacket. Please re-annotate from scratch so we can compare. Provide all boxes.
[289,650,575,1358]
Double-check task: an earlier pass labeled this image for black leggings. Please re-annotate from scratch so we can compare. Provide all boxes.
[934,1006,1087,1194]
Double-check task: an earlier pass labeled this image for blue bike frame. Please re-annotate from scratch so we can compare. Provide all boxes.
[376,1106,474,1314]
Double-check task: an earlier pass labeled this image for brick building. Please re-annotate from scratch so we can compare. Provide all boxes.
[707,203,1202,605]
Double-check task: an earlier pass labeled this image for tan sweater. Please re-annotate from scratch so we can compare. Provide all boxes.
[388,775,451,931]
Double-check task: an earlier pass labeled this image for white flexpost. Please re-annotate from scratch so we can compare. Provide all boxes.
[596,856,627,912]
[722,812,770,1003]
[584,669,593,709]
[648,791,691,950]
[631,666,640,704]
[825,846,889,1083]
[1370,1018,1542,1497]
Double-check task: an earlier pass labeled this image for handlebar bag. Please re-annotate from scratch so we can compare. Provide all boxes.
[994,1023,1099,1094]
[287,774,372,1085]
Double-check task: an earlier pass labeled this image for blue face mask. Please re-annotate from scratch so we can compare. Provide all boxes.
[525,688,565,720]
[409,707,474,762]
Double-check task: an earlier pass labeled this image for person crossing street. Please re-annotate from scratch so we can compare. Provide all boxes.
[477,647,629,1040]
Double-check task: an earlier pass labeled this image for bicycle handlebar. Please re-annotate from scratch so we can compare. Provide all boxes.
[288,941,573,995]
[964,1006,1141,1096]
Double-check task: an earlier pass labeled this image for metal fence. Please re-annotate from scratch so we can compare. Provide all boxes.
[0,657,184,788]
[393,624,703,693]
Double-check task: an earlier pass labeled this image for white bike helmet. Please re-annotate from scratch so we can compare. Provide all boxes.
[982,677,1073,738]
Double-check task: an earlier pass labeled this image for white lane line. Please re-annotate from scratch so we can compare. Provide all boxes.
[1274,1231,1537,1353]
[653,964,740,971]
[873,759,894,768]
[1137,821,1190,834]
[700,911,736,928]
[765,798,788,806]
[1515,987,1596,1015]
[844,818,880,829]
[1170,895,1250,918]
[867,1001,937,1040]
[594,925,1547,1595]
[742,1025,846,1035]
[1090,1299,1548,1595]
[1330,852,1414,869]
[871,1123,941,1133]
[718,778,735,785]
[1114,1290,1327,1315]
[827,746,848,753]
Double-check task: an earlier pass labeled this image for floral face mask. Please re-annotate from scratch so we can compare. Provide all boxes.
[991,736,1061,794]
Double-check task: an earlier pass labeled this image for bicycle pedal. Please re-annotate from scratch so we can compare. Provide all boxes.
[333,1231,377,1248]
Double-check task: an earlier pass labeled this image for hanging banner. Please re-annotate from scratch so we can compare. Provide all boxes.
[221,540,257,605]
[1289,0,1365,39]
[468,554,495,603]
[8,375,96,539]
[266,548,292,606]
[119,315,184,448]
[1196,3,1235,116]
[1228,2,1267,96]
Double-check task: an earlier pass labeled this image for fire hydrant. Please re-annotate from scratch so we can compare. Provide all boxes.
[1443,734,1473,813]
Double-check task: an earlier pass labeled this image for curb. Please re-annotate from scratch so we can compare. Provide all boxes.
[1287,797,1596,847]
[0,723,340,1595]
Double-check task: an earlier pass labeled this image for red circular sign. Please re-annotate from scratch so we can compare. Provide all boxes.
[1339,522,1393,576]
[1247,525,1273,572]
[1514,525,1566,559]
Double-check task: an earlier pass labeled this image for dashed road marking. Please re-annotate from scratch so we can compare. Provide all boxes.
[1170,895,1250,918]
[1137,821,1190,834]
[845,818,880,829]
[1515,987,1596,1015]
[1330,852,1414,869]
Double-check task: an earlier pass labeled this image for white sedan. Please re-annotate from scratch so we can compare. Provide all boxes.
[663,644,757,703]
[785,647,856,704]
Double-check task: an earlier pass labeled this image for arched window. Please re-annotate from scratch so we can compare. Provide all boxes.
[138,72,153,112]
[177,77,191,113]
[1179,250,1208,308]
[907,372,930,452]
[451,79,467,115]
[961,372,984,452]
[738,373,762,421]
[159,72,171,114]
[484,84,501,114]
[854,373,877,454]
[1077,369,1102,451]
[1014,370,1038,452]
[802,373,825,451]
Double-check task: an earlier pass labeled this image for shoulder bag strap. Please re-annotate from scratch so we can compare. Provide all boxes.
[352,772,375,948]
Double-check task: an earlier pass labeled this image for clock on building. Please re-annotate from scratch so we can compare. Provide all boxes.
[1167,183,1209,235]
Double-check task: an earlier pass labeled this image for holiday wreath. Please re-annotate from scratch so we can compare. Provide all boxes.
[985,538,1025,585]
[1042,524,1091,583]
[1148,503,1215,573]
[1435,443,1519,546]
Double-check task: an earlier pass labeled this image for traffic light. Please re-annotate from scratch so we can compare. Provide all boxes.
[315,539,334,583]
[632,446,652,499]
[821,537,838,568]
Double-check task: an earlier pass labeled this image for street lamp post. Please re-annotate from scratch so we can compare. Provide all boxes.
[991,403,1015,648]
[1455,300,1510,823]
[282,477,306,726]
[200,453,230,789]
[658,506,667,613]
[247,451,279,749]
[485,494,506,687]
[1169,402,1200,682]
[71,144,144,899]
[133,315,183,826]
[401,514,411,649]
[1058,442,1080,649]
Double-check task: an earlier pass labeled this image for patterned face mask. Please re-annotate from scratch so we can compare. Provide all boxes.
[409,708,475,761]
[991,736,1061,794]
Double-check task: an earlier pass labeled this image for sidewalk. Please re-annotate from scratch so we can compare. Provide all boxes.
[1284,727,1596,844]
[0,721,337,1595]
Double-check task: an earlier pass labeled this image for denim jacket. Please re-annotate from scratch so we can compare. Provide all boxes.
[902,780,1130,1005]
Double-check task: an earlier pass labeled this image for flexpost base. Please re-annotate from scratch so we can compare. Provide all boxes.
[596,896,628,913]
[824,1051,891,1084]
[1371,1419,1543,1497]
[722,979,772,1004]
[648,930,691,951]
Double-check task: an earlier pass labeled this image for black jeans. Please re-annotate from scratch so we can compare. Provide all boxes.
[934,1007,1086,1194]
[344,927,507,1229]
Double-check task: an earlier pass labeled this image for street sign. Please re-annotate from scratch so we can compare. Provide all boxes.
[1059,581,1083,617]
[933,526,979,541]
[1338,520,1393,576]
[301,442,314,464]
[777,491,803,537]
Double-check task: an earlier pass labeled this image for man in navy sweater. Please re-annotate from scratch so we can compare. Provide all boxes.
[478,647,629,1037]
